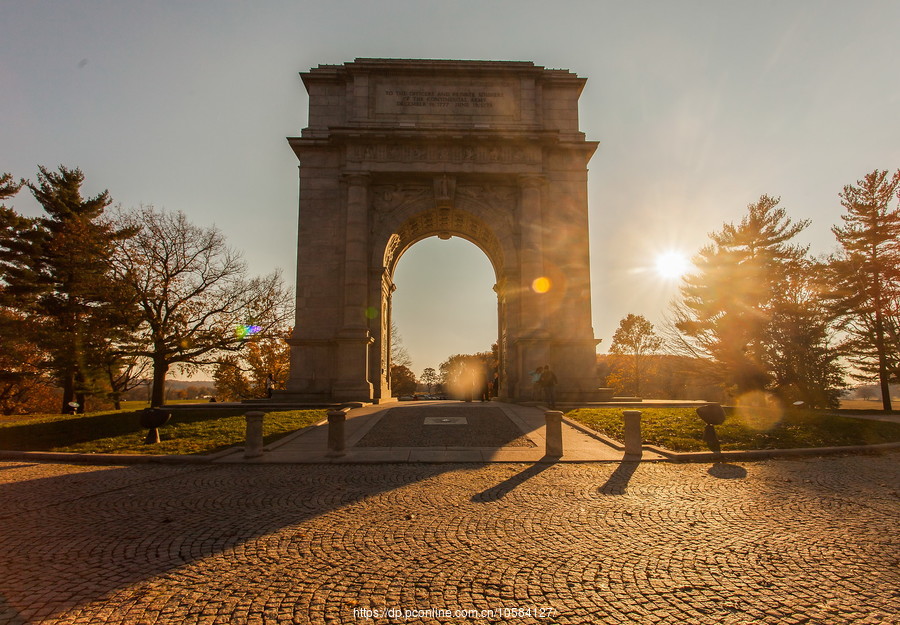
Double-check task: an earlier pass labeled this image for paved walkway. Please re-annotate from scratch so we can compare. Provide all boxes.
[827,411,900,424]
[0,453,897,624]
[215,401,663,464]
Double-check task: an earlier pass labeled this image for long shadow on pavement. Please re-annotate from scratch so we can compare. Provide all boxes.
[470,461,555,502]
[597,460,640,495]
[707,463,748,479]
[0,461,463,622]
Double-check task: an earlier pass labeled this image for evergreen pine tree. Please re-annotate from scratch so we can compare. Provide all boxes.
[829,169,900,411]
[0,173,55,414]
[8,166,135,413]
[764,257,846,408]
[675,195,810,396]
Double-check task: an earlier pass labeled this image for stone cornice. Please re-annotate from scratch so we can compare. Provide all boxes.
[301,59,588,96]
[287,133,597,160]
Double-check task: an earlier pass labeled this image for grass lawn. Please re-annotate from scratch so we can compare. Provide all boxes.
[567,407,900,452]
[0,407,327,456]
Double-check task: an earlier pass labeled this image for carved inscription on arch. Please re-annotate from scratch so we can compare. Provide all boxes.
[348,143,540,165]
[374,80,519,118]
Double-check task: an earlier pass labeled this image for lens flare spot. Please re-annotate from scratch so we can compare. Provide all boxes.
[532,277,551,294]
[445,359,488,400]
[735,391,784,431]
[365,306,379,319]
[235,324,262,339]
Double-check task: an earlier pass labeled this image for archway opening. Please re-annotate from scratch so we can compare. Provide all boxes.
[391,236,497,398]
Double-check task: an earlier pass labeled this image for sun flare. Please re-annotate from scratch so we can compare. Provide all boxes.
[655,251,691,280]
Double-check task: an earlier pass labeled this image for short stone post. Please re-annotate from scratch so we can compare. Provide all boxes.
[244,411,265,459]
[544,410,563,457]
[623,410,642,456]
[327,408,347,457]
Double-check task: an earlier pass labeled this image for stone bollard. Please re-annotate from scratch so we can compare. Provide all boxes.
[327,408,348,457]
[244,411,265,459]
[623,410,642,456]
[544,410,564,457]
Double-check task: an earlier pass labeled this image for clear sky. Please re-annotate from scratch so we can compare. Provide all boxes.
[2,1,899,376]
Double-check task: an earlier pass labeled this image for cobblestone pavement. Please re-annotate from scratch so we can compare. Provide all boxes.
[0,454,897,625]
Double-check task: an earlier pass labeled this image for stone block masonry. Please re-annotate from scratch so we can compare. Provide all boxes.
[281,58,605,405]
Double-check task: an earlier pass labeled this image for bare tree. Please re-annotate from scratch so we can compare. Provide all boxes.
[420,367,438,393]
[390,320,412,368]
[110,206,292,406]
[100,353,150,410]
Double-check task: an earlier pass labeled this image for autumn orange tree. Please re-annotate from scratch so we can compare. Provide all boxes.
[390,364,418,396]
[607,313,663,397]
[213,333,291,401]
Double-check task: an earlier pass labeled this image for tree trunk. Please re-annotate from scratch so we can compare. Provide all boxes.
[61,369,75,414]
[151,358,169,407]
[74,367,87,414]
[874,308,893,412]
[107,370,122,410]
[634,354,641,397]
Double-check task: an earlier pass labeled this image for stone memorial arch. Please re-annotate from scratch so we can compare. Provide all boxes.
[281,58,603,404]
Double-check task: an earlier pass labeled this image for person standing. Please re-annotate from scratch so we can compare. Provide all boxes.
[265,373,275,398]
[540,364,558,409]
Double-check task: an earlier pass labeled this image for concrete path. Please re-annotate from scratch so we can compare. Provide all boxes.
[828,411,900,424]
[0,454,897,624]
[214,401,663,464]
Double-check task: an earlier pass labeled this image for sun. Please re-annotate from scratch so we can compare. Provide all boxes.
[654,250,691,280]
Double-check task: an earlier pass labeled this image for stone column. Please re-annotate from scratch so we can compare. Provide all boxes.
[334,173,374,401]
[343,173,370,328]
[515,175,549,400]
[544,410,563,457]
[519,174,546,333]
[327,408,348,457]
[244,411,265,459]
[373,270,395,402]
[623,410,642,456]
